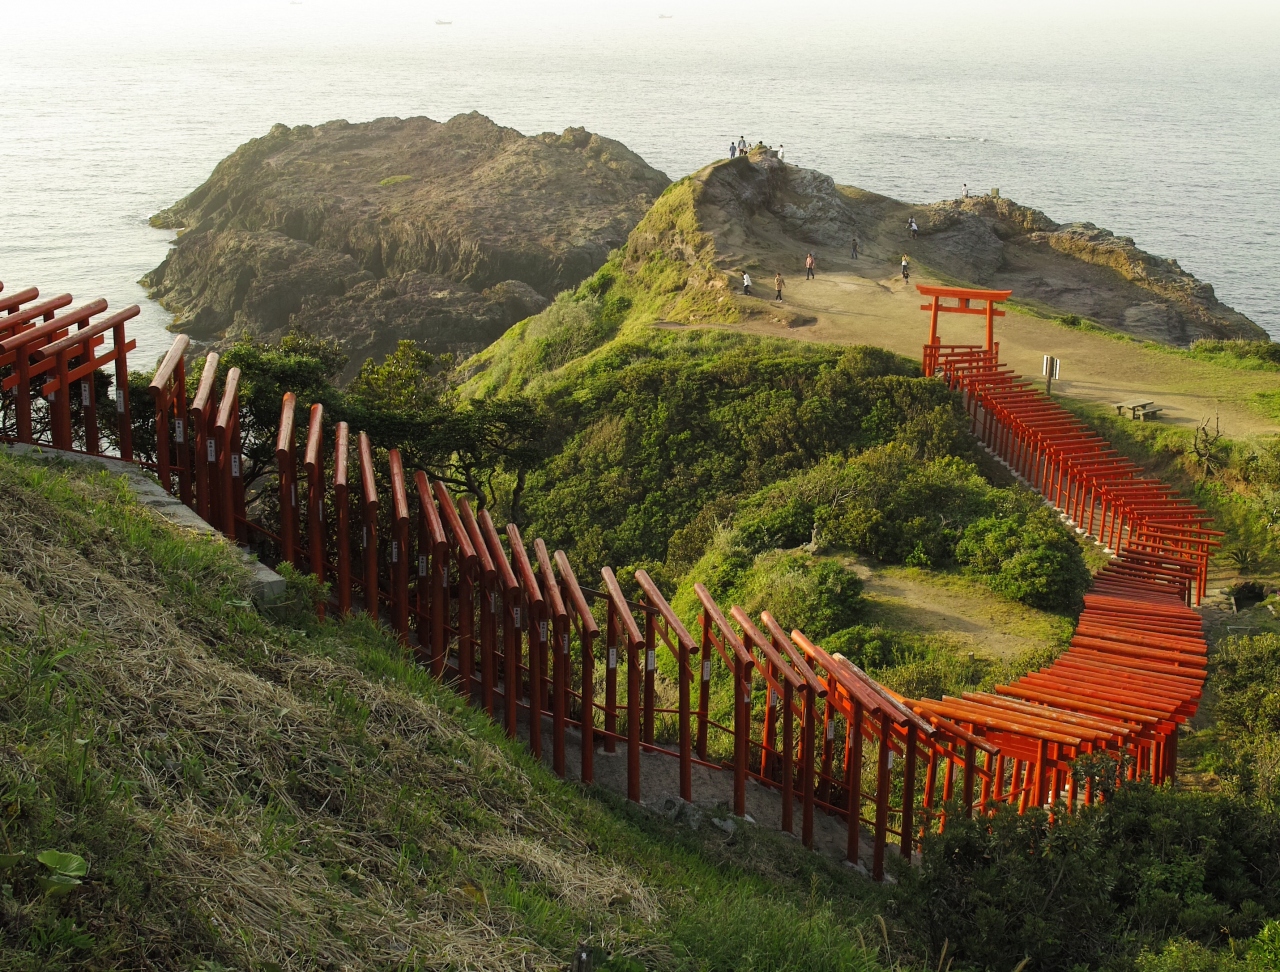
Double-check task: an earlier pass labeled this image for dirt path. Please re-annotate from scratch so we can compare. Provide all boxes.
[847,561,1071,662]
[720,263,1280,440]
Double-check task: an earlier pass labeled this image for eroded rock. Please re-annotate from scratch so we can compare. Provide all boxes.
[143,113,670,369]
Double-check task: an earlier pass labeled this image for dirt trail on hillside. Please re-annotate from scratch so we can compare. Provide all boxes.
[723,264,1279,438]
[853,565,1057,662]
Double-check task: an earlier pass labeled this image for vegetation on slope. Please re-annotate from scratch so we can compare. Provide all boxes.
[460,176,736,400]
[1060,401,1280,582]
[0,449,904,972]
[894,779,1280,972]
[77,157,1280,971]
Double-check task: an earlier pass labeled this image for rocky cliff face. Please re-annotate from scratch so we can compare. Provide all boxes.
[910,195,1266,343]
[686,153,1265,344]
[143,113,670,373]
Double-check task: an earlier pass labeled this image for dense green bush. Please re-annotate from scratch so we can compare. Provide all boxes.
[671,536,863,643]
[1189,634,1280,808]
[955,492,1092,610]
[734,551,864,641]
[522,335,953,575]
[1134,926,1280,972]
[726,445,1089,612]
[895,783,1280,972]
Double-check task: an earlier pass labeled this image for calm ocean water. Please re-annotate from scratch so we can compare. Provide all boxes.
[2,3,1279,364]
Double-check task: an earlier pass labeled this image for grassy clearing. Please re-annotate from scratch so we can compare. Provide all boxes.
[858,563,1076,655]
[0,449,900,972]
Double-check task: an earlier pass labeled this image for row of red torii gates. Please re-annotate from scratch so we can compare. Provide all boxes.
[0,277,1212,880]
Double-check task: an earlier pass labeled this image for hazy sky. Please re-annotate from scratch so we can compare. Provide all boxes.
[15,0,1280,45]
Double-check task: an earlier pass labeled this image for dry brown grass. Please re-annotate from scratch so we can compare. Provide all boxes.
[0,456,663,970]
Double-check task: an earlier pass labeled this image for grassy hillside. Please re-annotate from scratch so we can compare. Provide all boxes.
[460,176,736,400]
[453,178,1092,702]
[443,183,1280,972]
[0,449,899,972]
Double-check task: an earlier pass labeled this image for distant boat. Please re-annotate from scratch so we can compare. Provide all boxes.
[435,19,452,25]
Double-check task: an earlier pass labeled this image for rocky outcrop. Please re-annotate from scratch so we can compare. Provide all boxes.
[143,113,670,372]
[696,151,857,251]
[911,195,1266,343]
[679,152,1264,345]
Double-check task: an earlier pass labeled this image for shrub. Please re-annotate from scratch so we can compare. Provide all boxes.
[810,446,993,566]
[1194,633,1280,807]
[735,552,863,641]
[894,785,1280,972]
[734,490,815,554]
[956,494,1091,611]
[672,539,863,642]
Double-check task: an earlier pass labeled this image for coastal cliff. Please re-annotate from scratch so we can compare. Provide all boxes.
[691,152,1266,343]
[142,113,670,373]
[148,131,1265,372]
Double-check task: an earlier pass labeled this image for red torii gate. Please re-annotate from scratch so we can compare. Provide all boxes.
[920,285,1012,375]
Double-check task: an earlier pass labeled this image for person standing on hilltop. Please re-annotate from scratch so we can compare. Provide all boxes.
[963,183,969,198]
[805,252,815,279]
[908,217,918,239]
[742,271,752,296]
[774,272,785,302]
[901,255,910,282]
[851,237,860,260]
[779,144,785,162]
[729,141,737,158]
[738,135,747,154]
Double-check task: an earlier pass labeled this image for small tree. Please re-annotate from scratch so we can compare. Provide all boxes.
[1192,415,1228,477]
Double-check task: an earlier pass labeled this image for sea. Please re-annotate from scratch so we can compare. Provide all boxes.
[3,1,1279,364]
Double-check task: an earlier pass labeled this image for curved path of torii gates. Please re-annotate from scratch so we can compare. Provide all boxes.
[0,277,1213,881]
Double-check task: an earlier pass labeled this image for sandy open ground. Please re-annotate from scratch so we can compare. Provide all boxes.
[721,262,1280,437]
[720,264,1280,439]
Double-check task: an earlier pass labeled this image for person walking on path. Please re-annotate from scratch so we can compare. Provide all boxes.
[908,217,918,239]
[742,271,752,296]
[901,255,910,282]
[805,252,816,279]
[774,272,785,301]
[851,237,859,260]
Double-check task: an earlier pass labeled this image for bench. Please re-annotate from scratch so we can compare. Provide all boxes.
[1113,398,1153,419]
[1135,406,1163,422]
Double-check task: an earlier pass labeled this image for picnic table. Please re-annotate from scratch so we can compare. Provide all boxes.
[1113,398,1162,422]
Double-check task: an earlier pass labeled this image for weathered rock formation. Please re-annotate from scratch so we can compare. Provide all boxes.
[143,113,670,373]
[689,152,1265,344]
[911,195,1265,343]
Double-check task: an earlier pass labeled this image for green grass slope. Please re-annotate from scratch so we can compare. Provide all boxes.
[0,450,897,972]
[460,176,737,400]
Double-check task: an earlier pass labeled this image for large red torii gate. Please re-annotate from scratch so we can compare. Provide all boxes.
[919,284,1012,374]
